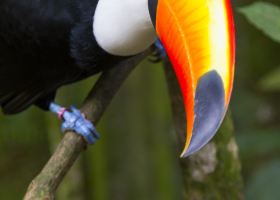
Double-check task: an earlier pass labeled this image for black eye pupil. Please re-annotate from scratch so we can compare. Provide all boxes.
[148,0,158,27]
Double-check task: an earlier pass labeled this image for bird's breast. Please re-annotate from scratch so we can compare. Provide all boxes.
[93,0,157,56]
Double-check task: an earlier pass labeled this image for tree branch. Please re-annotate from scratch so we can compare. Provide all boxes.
[164,58,244,199]
[24,51,150,200]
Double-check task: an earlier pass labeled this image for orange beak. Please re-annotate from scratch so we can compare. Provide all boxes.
[155,0,235,157]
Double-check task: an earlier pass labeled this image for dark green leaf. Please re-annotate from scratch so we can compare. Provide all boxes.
[239,2,280,43]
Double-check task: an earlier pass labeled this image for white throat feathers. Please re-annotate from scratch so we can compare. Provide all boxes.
[93,0,157,56]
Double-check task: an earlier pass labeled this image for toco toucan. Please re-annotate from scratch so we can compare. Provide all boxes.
[0,0,235,157]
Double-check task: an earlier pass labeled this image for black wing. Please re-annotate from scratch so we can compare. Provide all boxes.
[0,0,123,114]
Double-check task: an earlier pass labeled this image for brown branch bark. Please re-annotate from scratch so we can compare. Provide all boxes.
[164,58,244,200]
[23,51,150,200]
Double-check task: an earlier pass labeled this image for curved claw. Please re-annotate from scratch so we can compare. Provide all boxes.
[61,106,100,144]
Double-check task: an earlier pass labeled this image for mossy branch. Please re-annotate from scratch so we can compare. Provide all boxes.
[23,51,150,200]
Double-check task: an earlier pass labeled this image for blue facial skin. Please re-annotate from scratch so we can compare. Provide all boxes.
[183,70,225,157]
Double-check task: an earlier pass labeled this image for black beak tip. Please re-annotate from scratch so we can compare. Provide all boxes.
[182,70,226,157]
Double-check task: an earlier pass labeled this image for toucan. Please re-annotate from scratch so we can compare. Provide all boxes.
[0,0,235,157]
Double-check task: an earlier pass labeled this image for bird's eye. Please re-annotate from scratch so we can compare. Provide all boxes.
[148,0,158,26]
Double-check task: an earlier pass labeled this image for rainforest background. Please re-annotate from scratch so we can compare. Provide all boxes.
[1,0,280,199]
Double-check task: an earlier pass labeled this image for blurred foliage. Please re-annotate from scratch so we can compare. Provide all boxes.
[239,2,280,43]
[246,160,280,200]
[1,0,280,199]
[237,1,280,200]
[259,67,280,91]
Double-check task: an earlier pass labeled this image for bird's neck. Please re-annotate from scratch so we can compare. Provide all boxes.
[93,0,157,56]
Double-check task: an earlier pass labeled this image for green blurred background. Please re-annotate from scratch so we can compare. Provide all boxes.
[1,0,280,199]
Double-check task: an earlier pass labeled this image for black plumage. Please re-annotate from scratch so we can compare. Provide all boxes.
[0,0,125,114]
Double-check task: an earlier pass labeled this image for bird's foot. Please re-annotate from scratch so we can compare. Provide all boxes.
[49,103,100,144]
[150,39,167,62]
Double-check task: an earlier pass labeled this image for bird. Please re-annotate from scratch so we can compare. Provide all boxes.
[0,0,235,157]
